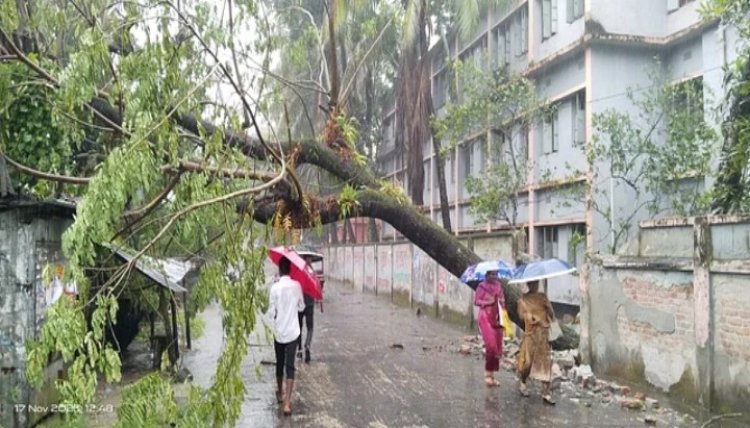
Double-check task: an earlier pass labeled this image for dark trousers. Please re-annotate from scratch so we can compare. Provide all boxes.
[297,305,314,351]
[274,337,299,380]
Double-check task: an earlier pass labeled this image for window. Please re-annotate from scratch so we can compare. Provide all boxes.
[462,141,474,179]
[541,0,558,40]
[668,0,695,11]
[572,91,586,146]
[520,125,530,164]
[433,69,450,108]
[425,160,431,190]
[542,109,559,154]
[538,226,559,258]
[461,41,486,71]
[566,0,583,23]
[450,150,456,183]
[567,224,585,265]
[670,77,703,118]
[495,24,511,68]
[514,7,529,57]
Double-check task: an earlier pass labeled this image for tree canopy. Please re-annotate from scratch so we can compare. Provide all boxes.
[2,0,747,425]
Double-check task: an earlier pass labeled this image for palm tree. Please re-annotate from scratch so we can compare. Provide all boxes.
[394,0,509,231]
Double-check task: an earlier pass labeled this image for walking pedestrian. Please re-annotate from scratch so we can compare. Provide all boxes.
[268,256,305,415]
[516,280,556,405]
[473,269,505,387]
[296,255,316,363]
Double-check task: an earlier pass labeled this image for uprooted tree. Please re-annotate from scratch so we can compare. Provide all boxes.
[30,0,750,424]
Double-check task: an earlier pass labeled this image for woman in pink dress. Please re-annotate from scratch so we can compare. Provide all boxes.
[474,270,505,387]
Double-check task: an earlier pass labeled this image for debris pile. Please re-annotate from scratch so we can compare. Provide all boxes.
[451,335,698,425]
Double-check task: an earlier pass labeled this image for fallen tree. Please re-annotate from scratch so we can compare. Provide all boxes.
[1,2,577,424]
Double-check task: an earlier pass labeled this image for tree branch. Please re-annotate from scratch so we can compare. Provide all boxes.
[1,152,91,185]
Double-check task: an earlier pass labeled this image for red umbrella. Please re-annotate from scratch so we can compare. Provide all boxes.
[268,246,323,300]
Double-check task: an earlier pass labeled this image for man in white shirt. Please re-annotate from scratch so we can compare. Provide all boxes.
[268,256,305,416]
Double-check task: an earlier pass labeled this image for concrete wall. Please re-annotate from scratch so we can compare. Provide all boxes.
[323,233,516,327]
[0,206,72,427]
[363,246,376,293]
[586,215,750,413]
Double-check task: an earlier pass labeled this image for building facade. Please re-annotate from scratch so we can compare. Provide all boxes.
[378,0,738,306]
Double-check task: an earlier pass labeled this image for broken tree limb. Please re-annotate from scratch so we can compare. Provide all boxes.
[253,188,579,350]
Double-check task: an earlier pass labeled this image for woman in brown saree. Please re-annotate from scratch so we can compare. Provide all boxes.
[516,280,556,405]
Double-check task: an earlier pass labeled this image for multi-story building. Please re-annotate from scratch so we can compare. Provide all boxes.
[377,0,738,307]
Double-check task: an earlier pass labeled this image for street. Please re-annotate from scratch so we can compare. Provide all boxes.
[183,280,705,428]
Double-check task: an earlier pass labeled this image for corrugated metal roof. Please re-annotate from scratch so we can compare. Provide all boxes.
[111,247,194,293]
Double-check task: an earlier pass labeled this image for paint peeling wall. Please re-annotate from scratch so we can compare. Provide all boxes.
[0,206,72,427]
[587,215,750,413]
[325,241,478,328]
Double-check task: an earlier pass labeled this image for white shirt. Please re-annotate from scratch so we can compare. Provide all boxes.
[268,275,305,344]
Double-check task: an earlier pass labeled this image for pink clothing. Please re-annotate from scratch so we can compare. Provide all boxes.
[474,280,505,371]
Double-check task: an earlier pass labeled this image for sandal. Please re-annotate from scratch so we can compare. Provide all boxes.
[519,383,530,397]
[542,395,556,405]
[485,376,499,387]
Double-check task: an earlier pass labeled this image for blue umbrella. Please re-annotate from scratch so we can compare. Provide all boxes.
[460,259,514,288]
[508,258,577,284]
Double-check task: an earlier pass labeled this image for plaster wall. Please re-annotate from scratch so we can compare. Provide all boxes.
[392,244,412,305]
[590,0,665,38]
[352,246,364,292]
[376,245,393,297]
[412,247,437,315]
[364,246,376,293]
[588,216,750,412]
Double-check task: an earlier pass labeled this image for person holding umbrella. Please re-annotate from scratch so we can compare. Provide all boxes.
[509,256,577,404]
[516,280,556,405]
[268,256,305,415]
[296,254,317,363]
[473,268,506,387]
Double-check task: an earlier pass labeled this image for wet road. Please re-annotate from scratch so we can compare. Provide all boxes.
[180,280,703,428]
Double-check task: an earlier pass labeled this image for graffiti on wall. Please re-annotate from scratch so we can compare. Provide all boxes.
[392,244,411,294]
[412,247,435,307]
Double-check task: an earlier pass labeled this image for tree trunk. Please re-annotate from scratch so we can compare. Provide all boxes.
[327,1,339,107]
[19,71,578,350]
[368,218,379,243]
[345,218,357,243]
[327,222,338,244]
[428,101,452,233]
[254,189,579,350]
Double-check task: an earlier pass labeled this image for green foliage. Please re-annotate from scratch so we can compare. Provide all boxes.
[1,0,272,425]
[378,180,409,205]
[115,373,178,427]
[0,62,78,196]
[588,62,719,252]
[337,183,359,218]
[700,0,750,213]
[433,62,547,226]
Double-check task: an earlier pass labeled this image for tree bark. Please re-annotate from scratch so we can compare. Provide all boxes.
[345,218,356,243]
[4,56,578,349]
[428,101,452,233]
[368,218,379,243]
[253,189,579,350]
